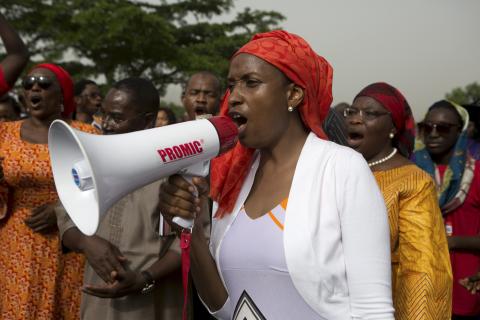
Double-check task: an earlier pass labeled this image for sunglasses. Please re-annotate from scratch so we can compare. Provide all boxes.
[22,76,53,90]
[418,122,461,135]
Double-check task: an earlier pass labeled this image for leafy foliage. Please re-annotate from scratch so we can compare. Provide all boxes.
[446,82,480,105]
[0,0,284,94]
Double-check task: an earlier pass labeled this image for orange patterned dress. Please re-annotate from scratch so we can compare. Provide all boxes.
[0,120,95,319]
[374,164,452,320]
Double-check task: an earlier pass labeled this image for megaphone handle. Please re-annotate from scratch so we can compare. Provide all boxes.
[171,175,196,229]
[172,216,194,230]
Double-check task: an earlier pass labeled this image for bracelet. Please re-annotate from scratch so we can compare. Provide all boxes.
[140,270,156,295]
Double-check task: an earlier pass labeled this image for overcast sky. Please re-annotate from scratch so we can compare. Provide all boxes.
[164,0,480,120]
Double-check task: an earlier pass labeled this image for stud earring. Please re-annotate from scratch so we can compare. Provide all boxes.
[389,132,395,139]
[288,106,294,112]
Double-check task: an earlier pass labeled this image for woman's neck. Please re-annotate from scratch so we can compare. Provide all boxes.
[21,114,63,144]
[367,144,395,165]
[26,114,62,129]
[259,122,309,169]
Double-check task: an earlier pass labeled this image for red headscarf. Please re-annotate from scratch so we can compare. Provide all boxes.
[31,63,75,117]
[210,30,333,218]
[354,82,416,158]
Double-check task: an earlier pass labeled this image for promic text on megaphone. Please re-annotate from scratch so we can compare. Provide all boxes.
[48,116,238,236]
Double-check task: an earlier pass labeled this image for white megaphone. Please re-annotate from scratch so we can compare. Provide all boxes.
[48,116,238,236]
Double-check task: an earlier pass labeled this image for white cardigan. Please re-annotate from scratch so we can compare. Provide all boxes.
[208,133,394,319]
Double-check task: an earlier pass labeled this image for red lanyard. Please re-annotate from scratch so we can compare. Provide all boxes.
[180,230,192,320]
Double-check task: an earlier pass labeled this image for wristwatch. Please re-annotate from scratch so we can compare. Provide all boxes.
[140,270,156,294]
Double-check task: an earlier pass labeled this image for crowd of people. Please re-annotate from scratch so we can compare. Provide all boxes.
[0,10,480,320]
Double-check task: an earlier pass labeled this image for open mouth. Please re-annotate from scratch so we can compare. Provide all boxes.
[228,111,248,137]
[29,95,42,109]
[346,131,364,148]
[194,106,207,116]
[348,132,364,140]
[229,112,247,128]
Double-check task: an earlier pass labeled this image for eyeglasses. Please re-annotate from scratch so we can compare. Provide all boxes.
[101,112,153,128]
[343,107,391,121]
[418,122,461,135]
[22,76,53,90]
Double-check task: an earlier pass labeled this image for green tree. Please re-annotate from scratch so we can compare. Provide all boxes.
[446,82,480,105]
[0,0,284,94]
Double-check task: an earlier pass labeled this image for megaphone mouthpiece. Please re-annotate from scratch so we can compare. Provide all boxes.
[208,116,238,155]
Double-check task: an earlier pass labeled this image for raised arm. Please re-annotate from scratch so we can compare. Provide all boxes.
[0,12,29,89]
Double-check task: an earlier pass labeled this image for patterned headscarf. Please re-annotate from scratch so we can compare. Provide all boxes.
[354,82,416,158]
[210,30,333,218]
[31,63,75,117]
[414,100,474,214]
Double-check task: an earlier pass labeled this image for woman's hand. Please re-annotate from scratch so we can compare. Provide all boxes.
[158,175,209,231]
[24,203,58,233]
[459,272,480,294]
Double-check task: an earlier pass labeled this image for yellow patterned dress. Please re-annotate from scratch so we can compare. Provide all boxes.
[0,120,96,320]
[373,164,452,320]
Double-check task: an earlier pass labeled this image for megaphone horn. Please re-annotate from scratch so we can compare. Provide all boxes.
[48,116,238,236]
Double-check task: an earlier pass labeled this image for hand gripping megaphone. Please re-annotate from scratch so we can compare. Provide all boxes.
[48,116,238,236]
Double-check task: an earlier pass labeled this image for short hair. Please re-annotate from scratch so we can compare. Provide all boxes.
[428,100,463,126]
[158,106,177,125]
[74,79,97,96]
[112,77,159,113]
[184,71,222,96]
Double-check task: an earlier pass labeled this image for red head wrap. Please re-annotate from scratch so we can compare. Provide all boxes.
[210,30,333,218]
[31,63,75,117]
[354,82,416,157]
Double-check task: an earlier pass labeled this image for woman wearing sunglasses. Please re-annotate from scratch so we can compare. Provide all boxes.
[0,63,96,319]
[344,83,452,319]
[415,100,480,319]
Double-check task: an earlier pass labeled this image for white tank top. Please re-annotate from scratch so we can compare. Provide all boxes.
[219,201,320,319]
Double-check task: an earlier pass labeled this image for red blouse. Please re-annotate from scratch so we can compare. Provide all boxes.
[440,163,480,316]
